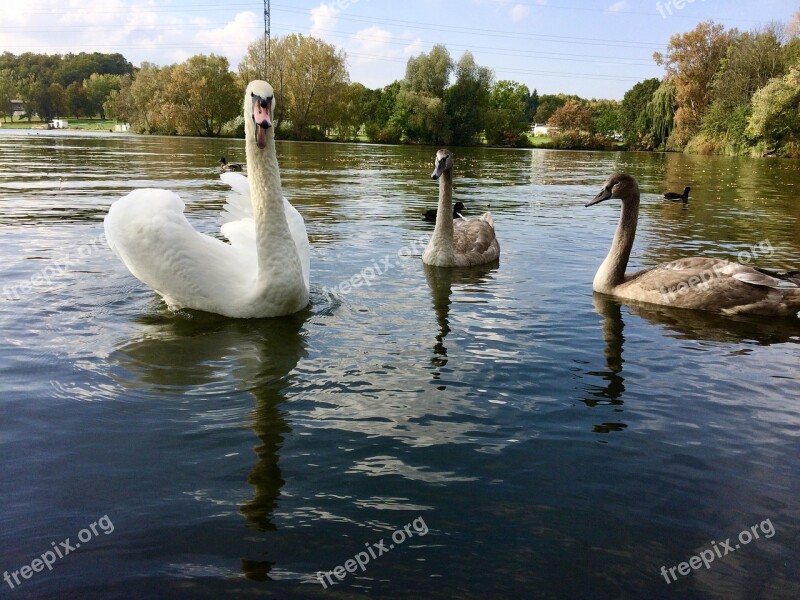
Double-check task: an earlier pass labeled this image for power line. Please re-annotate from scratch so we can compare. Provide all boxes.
[274,3,667,51]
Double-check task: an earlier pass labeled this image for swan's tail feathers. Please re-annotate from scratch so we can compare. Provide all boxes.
[220,172,253,224]
[754,267,800,287]
[479,211,494,227]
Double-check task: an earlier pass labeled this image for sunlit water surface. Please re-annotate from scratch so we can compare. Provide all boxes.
[1,130,799,599]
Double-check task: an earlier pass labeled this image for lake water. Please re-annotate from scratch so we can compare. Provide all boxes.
[1,130,799,599]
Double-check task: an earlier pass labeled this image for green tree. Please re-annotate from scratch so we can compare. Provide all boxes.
[333,82,369,140]
[17,74,43,122]
[620,78,660,149]
[163,54,239,137]
[103,74,134,124]
[485,80,530,146]
[56,52,132,86]
[284,34,348,139]
[365,81,402,143]
[66,81,91,118]
[645,80,676,150]
[445,51,493,146]
[747,62,800,156]
[47,82,67,119]
[711,27,786,110]
[391,88,449,145]
[405,44,453,97]
[84,73,121,119]
[127,62,173,133]
[0,69,16,122]
[589,99,622,138]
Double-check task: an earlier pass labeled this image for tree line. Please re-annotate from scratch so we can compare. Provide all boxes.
[620,13,800,157]
[0,40,621,147]
[1,12,798,156]
[0,51,133,121]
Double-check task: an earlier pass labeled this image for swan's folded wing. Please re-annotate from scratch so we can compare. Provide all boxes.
[105,189,250,311]
[453,218,500,261]
[220,172,253,223]
[284,199,311,290]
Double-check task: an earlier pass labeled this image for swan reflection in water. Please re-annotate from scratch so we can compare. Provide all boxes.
[587,293,800,433]
[585,294,627,435]
[422,261,499,376]
[109,310,308,581]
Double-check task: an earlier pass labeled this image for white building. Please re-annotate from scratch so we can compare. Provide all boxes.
[532,123,558,137]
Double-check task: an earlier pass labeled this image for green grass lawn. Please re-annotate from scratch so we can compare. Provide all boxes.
[529,135,552,147]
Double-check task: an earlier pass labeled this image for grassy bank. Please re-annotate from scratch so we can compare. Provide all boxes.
[1,116,118,131]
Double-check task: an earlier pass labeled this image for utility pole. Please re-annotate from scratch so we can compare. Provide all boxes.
[263,0,270,79]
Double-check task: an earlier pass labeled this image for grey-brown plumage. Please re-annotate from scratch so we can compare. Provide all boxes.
[587,173,800,316]
[422,149,500,267]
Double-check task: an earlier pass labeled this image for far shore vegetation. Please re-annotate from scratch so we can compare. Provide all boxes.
[1,11,798,157]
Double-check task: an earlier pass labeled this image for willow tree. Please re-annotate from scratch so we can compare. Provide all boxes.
[645,80,676,150]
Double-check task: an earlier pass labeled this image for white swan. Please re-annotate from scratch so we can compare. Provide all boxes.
[104,80,310,318]
[422,149,500,267]
[587,172,800,316]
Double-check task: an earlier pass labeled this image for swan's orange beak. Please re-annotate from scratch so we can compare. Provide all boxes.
[251,94,273,149]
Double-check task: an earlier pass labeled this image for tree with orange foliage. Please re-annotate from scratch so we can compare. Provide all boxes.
[547,99,593,133]
[653,21,737,148]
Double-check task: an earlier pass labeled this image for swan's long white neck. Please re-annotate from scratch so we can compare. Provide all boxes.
[247,125,305,304]
[593,196,639,293]
[430,171,455,259]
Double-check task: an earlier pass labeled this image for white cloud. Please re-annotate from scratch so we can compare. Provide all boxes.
[342,28,423,88]
[196,11,261,64]
[605,1,627,13]
[403,36,424,57]
[310,3,339,39]
[350,26,393,57]
[510,4,531,22]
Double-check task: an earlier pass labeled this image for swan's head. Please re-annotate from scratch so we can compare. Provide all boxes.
[245,80,276,150]
[431,149,453,180]
[586,172,639,207]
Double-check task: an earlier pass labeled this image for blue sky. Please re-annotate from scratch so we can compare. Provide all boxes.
[3,1,798,99]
